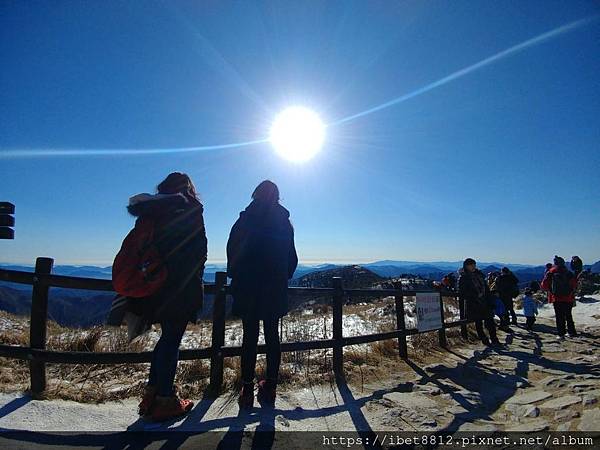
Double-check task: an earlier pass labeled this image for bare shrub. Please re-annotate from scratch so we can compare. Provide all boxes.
[47,326,104,352]
[370,339,398,358]
[409,331,440,358]
[178,359,210,384]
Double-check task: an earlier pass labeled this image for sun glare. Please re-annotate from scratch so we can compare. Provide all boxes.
[269,107,325,162]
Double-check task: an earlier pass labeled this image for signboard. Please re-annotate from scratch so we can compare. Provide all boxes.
[0,202,15,240]
[416,292,442,332]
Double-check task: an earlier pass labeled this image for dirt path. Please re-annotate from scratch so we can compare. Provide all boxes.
[0,298,599,448]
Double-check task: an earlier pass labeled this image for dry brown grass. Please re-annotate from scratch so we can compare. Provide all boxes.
[0,306,479,402]
[0,329,29,346]
[47,327,104,352]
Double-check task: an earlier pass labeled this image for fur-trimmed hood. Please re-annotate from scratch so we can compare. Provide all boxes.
[126,192,202,217]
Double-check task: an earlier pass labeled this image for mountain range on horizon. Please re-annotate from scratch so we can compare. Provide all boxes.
[1,258,600,282]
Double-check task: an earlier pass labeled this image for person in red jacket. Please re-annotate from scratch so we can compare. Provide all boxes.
[541,255,578,338]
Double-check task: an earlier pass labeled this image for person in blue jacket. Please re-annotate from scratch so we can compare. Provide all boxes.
[522,288,539,331]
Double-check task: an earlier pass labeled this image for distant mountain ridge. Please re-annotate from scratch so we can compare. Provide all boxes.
[292,265,384,289]
[2,258,599,284]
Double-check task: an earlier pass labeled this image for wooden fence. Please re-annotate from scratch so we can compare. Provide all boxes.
[0,257,470,395]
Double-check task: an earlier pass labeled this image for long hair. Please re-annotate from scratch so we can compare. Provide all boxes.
[252,180,279,205]
[157,172,198,200]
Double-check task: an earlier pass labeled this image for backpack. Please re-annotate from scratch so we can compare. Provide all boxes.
[112,217,168,298]
[550,270,573,297]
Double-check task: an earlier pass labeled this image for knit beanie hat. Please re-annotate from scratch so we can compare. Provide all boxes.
[463,258,476,268]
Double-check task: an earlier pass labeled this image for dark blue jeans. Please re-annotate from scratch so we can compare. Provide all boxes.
[148,320,188,396]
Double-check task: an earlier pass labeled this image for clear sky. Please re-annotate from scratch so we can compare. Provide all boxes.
[1,1,599,266]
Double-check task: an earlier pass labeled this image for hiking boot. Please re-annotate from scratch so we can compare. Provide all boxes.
[148,395,193,422]
[499,326,513,333]
[238,383,254,410]
[138,385,157,416]
[480,337,491,346]
[490,338,503,348]
[257,379,277,405]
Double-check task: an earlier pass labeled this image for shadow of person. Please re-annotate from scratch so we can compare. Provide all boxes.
[407,324,598,434]
[534,321,600,347]
[251,403,276,450]
[155,389,218,448]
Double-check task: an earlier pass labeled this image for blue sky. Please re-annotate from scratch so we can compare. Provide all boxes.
[1,1,599,266]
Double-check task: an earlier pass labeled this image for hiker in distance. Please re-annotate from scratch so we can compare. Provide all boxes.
[541,255,578,339]
[495,267,520,330]
[458,258,501,347]
[227,180,298,409]
[570,255,583,278]
[108,172,207,422]
[522,287,539,331]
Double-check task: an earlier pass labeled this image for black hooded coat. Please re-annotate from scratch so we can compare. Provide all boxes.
[108,193,207,334]
[495,271,519,299]
[226,200,298,321]
[458,266,494,321]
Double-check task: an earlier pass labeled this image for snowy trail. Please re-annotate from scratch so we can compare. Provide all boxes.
[0,297,599,448]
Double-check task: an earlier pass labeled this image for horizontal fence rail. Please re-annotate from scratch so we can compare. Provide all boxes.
[0,258,470,395]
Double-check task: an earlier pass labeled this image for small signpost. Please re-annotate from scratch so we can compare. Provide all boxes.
[416,292,442,332]
[0,202,15,239]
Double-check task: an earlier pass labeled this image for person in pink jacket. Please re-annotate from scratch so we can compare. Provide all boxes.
[541,256,578,338]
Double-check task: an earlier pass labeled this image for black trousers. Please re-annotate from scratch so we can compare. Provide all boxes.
[241,317,281,384]
[500,295,517,326]
[475,318,497,341]
[525,316,536,330]
[553,302,576,336]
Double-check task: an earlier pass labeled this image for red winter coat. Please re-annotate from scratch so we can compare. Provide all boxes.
[541,265,577,304]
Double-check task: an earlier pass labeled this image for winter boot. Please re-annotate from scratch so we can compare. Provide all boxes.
[257,379,277,405]
[148,395,194,422]
[138,385,157,416]
[490,337,502,347]
[238,382,254,410]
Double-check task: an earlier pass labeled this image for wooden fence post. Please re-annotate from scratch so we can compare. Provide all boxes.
[393,283,408,359]
[438,294,448,348]
[29,257,54,395]
[459,294,468,339]
[332,277,344,378]
[209,271,227,393]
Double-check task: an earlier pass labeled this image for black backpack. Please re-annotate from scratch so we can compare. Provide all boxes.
[550,270,573,296]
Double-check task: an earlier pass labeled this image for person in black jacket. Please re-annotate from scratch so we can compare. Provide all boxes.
[108,172,207,422]
[227,180,298,409]
[495,267,519,329]
[458,258,500,346]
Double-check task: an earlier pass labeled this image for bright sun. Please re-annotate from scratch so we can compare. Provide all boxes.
[269,107,325,162]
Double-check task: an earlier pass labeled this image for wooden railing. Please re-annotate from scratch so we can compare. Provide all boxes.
[0,257,470,396]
